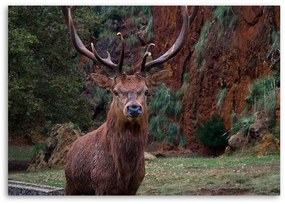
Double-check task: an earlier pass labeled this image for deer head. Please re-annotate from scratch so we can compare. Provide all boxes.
[63,6,198,123]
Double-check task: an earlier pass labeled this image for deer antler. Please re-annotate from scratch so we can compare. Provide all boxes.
[140,6,199,72]
[63,6,125,74]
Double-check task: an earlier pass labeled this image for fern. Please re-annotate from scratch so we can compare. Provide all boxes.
[149,82,186,146]
[247,76,276,123]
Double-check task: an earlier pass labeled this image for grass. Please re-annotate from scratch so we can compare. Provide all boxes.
[8,154,280,195]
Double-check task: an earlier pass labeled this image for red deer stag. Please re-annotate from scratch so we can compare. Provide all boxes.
[63,6,198,195]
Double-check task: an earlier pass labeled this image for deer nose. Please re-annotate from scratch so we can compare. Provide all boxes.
[127,105,142,117]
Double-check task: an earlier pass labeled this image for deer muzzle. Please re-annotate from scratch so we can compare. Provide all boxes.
[127,105,142,117]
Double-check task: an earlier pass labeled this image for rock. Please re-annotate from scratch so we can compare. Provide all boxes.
[46,136,58,151]
[28,122,82,171]
[228,131,248,150]
[248,111,269,141]
[223,145,234,156]
[27,150,48,171]
[144,152,157,160]
[257,133,280,157]
[242,6,264,25]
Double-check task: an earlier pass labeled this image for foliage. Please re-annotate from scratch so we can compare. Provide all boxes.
[231,111,257,135]
[125,34,140,46]
[216,88,227,111]
[195,20,212,66]
[32,143,47,157]
[196,115,228,150]
[176,73,190,99]
[247,76,277,124]
[267,29,280,62]
[213,6,237,28]
[91,86,112,125]
[149,77,188,146]
[8,6,98,135]
[130,6,152,17]
[213,6,237,38]
[99,6,128,22]
[145,17,155,42]
[195,6,237,65]
[8,146,34,161]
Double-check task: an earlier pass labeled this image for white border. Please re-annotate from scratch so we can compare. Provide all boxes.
[1,1,284,204]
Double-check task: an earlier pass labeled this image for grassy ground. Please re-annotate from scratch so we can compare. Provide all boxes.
[8,154,280,195]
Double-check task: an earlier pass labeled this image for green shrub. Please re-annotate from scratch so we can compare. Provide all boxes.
[176,73,190,99]
[133,16,144,27]
[267,29,280,60]
[101,6,128,22]
[149,82,186,147]
[130,6,151,17]
[196,115,228,151]
[195,20,212,62]
[32,143,47,157]
[231,112,257,135]
[247,76,277,123]
[125,34,140,46]
[213,6,237,28]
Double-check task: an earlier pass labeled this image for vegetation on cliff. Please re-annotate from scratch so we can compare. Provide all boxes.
[8,6,280,157]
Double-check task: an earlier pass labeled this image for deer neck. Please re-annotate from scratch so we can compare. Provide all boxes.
[105,103,148,172]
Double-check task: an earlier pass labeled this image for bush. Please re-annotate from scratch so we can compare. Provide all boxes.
[231,111,257,135]
[195,20,212,65]
[247,76,277,124]
[149,82,186,147]
[196,115,228,154]
[213,6,237,28]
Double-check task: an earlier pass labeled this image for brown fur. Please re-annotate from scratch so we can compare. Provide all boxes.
[65,72,167,195]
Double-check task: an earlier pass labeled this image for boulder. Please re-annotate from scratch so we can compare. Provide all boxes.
[28,122,82,171]
[248,111,269,141]
[48,123,82,168]
[228,131,248,150]
[144,152,157,160]
[27,150,48,171]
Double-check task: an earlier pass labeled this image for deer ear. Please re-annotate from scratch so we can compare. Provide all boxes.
[146,69,169,88]
[90,73,114,90]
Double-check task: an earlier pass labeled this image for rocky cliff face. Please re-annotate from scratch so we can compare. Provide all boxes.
[151,6,279,154]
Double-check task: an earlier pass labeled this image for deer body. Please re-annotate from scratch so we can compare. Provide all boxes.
[65,121,146,195]
[63,6,198,195]
[65,75,149,195]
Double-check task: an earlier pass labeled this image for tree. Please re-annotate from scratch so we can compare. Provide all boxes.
[8,6,99,136]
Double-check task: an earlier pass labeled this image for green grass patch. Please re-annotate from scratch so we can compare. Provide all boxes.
[9,168,65,188]
[8,154,280,195]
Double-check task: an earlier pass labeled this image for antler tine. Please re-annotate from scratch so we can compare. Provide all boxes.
[141,6,199,72]
[91,43,118,72]
[64,6,122,74]
[140,43,155,71]
[117,32,125,74]
[66,7,97,62]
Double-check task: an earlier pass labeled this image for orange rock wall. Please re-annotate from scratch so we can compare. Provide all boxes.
[151,6,279,154]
